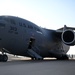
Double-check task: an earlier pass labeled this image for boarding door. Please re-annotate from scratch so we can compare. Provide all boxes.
[28,38,35,49]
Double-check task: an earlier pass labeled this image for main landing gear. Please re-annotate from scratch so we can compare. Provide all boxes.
[57,54,69,60]
[31,57,43,60]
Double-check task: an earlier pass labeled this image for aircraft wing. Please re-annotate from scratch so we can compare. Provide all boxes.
[57,25,75,32]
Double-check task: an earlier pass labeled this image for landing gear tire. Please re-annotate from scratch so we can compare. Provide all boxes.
[31,57,35,60]
[57,55,69,60]
[2,55,8,62]
[31,57,43,60]
[0,54,8,62]
[35,58,43,60]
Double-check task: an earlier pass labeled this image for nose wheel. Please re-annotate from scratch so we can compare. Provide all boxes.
[0,54,8,62]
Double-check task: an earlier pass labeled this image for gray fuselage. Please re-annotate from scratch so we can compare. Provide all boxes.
[0,16,69,58]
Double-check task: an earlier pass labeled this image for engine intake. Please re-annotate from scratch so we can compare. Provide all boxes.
[62,29,75,46]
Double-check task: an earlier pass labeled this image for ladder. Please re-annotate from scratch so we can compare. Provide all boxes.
[27,49,42,60]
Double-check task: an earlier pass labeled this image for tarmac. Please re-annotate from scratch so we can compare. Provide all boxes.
[0,55,75,75]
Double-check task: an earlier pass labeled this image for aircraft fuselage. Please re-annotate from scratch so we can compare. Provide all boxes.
[0,16,71,61]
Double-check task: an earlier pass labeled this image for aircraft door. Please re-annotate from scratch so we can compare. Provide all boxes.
[28,38,35,49]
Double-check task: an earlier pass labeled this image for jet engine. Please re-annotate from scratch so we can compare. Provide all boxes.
[62,29,75,46]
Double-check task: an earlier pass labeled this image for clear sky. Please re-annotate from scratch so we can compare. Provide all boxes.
[0,0,75,54]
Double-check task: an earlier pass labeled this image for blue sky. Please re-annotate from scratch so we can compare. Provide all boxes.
[0,0,75,29]
[0,0,75,27]
[0,0,75,54]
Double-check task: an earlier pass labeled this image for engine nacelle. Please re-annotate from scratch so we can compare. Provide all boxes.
[62,29,75,46]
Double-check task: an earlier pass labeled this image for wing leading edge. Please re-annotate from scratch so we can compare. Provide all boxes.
[58,25,75,31]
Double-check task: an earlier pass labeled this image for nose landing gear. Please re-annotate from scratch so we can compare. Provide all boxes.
[0,54,8,62]
[0,48,8,62]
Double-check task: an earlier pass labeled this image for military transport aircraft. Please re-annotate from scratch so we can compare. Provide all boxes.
[0,15,75,62]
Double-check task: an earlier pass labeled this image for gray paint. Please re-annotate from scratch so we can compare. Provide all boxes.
[0,15,74,59]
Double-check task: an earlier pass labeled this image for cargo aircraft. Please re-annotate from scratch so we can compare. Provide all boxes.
[0,15,75,62]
